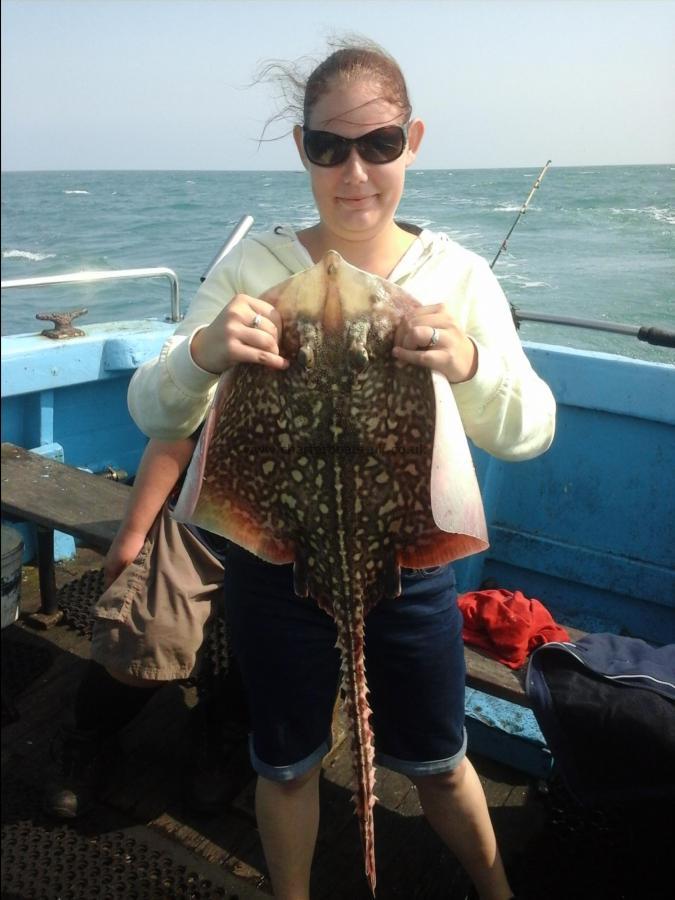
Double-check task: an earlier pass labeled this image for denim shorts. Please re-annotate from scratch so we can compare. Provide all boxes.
[223,545,467,781]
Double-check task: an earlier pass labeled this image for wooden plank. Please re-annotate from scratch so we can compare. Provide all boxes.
[464,645,529,706]
[464,624,587,707]
[1,442,131,550]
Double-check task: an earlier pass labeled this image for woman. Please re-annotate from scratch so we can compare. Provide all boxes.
[128,39,555,900]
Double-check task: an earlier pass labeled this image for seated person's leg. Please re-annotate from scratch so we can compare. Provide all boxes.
[45,504,225,818]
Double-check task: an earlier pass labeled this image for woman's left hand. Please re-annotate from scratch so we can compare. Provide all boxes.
[392,303,478,383]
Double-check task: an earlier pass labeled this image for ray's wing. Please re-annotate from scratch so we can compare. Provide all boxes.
[172,362,297,564]
[429,371,489,554]
[361,281,488,571]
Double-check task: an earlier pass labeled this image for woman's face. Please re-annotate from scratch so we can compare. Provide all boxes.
[293,77,423,244]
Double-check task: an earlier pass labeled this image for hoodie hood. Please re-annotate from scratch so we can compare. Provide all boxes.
[247,226,314,275]
[247,224,448,287]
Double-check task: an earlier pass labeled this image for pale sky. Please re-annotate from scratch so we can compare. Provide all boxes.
[2,0,674,171]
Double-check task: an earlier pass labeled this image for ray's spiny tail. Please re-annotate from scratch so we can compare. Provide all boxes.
[334,596,378,894]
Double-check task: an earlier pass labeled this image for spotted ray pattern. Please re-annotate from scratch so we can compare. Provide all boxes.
[174,251,488,895]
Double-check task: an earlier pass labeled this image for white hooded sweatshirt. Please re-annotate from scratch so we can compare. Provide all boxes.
[127,226,555,460]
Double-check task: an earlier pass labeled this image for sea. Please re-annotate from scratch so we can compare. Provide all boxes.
[1,165,673,363]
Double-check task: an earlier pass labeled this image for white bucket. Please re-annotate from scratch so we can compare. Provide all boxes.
[1,525,23,629]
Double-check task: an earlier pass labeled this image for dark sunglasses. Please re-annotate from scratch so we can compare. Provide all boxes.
[302,124,408,167]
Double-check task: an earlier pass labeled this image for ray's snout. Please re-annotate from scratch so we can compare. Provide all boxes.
[321,250,345,334]
[324,249,341,277]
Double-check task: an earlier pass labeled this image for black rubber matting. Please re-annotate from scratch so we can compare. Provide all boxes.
[1,775,268,900]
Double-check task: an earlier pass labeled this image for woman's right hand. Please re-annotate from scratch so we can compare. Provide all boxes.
[189,294,289,375]
[102,529,147,591]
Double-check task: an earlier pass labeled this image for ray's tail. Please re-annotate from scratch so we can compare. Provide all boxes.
[334,600,378,895]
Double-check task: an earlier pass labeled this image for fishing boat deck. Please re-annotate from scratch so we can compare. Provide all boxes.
[2,551,671,900]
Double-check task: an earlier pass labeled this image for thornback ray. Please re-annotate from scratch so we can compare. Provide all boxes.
[173,250,488,894]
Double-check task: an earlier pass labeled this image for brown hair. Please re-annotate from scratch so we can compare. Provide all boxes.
[256,36,411,140]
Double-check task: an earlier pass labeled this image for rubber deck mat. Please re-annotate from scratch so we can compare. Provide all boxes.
[57,568,105,639]
[1,775,269,900]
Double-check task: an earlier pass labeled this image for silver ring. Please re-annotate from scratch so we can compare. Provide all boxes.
[427,327,439,348]
[251,313,263,329]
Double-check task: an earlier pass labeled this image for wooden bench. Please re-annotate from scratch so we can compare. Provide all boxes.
[1,442,131,626]
[1,441,581,706]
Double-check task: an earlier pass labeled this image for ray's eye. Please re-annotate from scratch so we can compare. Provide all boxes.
[349,341,369,372]
[347,320,371,373]
[293,320,320,370]
[298,344,315,370]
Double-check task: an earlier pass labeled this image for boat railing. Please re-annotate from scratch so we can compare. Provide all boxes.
[1,267,181,323]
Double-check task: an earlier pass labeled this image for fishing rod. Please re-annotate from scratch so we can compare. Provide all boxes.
[490,160,551,270]
[491,163,675,350]
[516,311,675,348]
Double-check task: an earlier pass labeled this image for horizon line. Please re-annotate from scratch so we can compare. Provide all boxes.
[3,162,674,176]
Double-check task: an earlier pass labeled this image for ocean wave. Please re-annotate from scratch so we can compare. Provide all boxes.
[645,207,675,225]
[494,203,541,213]
[3,248,56,261]
[610,206,675,225]
[499,273,551,289]
[63,189,89,195]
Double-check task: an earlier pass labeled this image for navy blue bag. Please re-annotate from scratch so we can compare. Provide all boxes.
[526,633,675,806]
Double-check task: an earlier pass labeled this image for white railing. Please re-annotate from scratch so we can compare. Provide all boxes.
[1,267,181,323]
